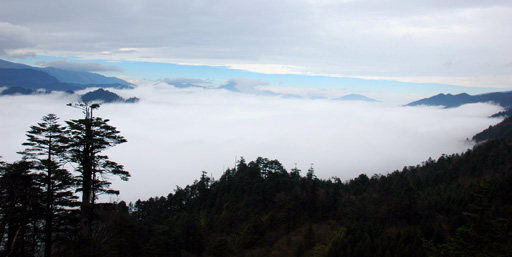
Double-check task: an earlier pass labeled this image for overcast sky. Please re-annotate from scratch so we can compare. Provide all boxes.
[1,0,512,88]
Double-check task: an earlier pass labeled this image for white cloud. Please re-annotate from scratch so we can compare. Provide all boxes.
[227,64,306,75]
[0,22,35,57]
[35,60,124,72]
[0,86,504,202]
[4,49,37,59]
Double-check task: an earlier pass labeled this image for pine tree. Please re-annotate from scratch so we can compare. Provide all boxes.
[0,161,43,257]
[65,102,130,238]
[18,114,77,257]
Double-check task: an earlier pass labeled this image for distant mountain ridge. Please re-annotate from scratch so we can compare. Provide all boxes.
[0,59,138,103]
[337,94,379,102]
[166,81,378,101]
[0,86,48,95]
[0,85,139,104]
[0,59,133,91]
[41,67,131,87]
[81,88,139,103]
[0,68,82,91]
[406,91,512,108]
[0,59,32,69]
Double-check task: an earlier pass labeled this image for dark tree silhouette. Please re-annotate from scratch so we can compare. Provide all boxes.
[0,161,42,257]
[65,102,130,239]
[18,114,77,257]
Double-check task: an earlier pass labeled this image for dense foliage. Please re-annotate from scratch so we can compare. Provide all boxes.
[1,108,512,256]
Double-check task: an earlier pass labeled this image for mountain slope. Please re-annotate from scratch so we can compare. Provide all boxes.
[336,94,379,102]
[472,109,512,142]
[81,88,139,103]
[110,114,512,257]
[0,59,32,69]
[0,59,133,90]
[121,134,512,256]
[406,91,512,108]
[0,86,42,95]
[41,67,133,88]
[0,68,82,91]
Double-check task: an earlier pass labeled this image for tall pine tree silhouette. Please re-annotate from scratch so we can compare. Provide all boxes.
[18,114,76,257]
[66,102,129,239]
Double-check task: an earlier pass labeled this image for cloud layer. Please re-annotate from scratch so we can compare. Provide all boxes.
[35,60,124,72]
[0,85,504,202]
[1,1,511,87]
[0,22,36,58]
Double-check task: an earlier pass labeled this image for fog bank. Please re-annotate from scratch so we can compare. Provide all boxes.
[0,85,504,202]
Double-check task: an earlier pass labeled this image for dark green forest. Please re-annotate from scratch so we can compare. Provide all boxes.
[1,104,512,257]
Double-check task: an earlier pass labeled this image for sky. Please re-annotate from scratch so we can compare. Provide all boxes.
[1,1,512,202]
[1,0,512,91]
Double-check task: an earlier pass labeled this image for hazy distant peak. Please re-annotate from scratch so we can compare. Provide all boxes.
[336,94,379,102]
[39,66,133,88]
[0,59,133,88]
[80,88,139,103]
[218,81,240,92]
[0,59,32,69]
[406,91,512,108]
[162,78,209,88]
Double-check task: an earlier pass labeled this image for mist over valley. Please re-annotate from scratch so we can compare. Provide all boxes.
[0,83,504,202]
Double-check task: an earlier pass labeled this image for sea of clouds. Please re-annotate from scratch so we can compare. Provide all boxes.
[0,84,504,202]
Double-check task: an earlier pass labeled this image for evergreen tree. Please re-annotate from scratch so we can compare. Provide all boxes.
[65,102,130,238]
[428,183,512,257]
[18,114,77,257]
[0,161,42,257]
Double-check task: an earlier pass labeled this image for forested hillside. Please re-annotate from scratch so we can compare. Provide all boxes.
[473,110,512,142]
[120,136,512,257]
[1,107,512,256]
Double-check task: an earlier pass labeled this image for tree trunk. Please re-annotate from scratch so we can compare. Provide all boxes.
[44,174,53,257]
[45,148,53,257]
[81,119,93,236]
